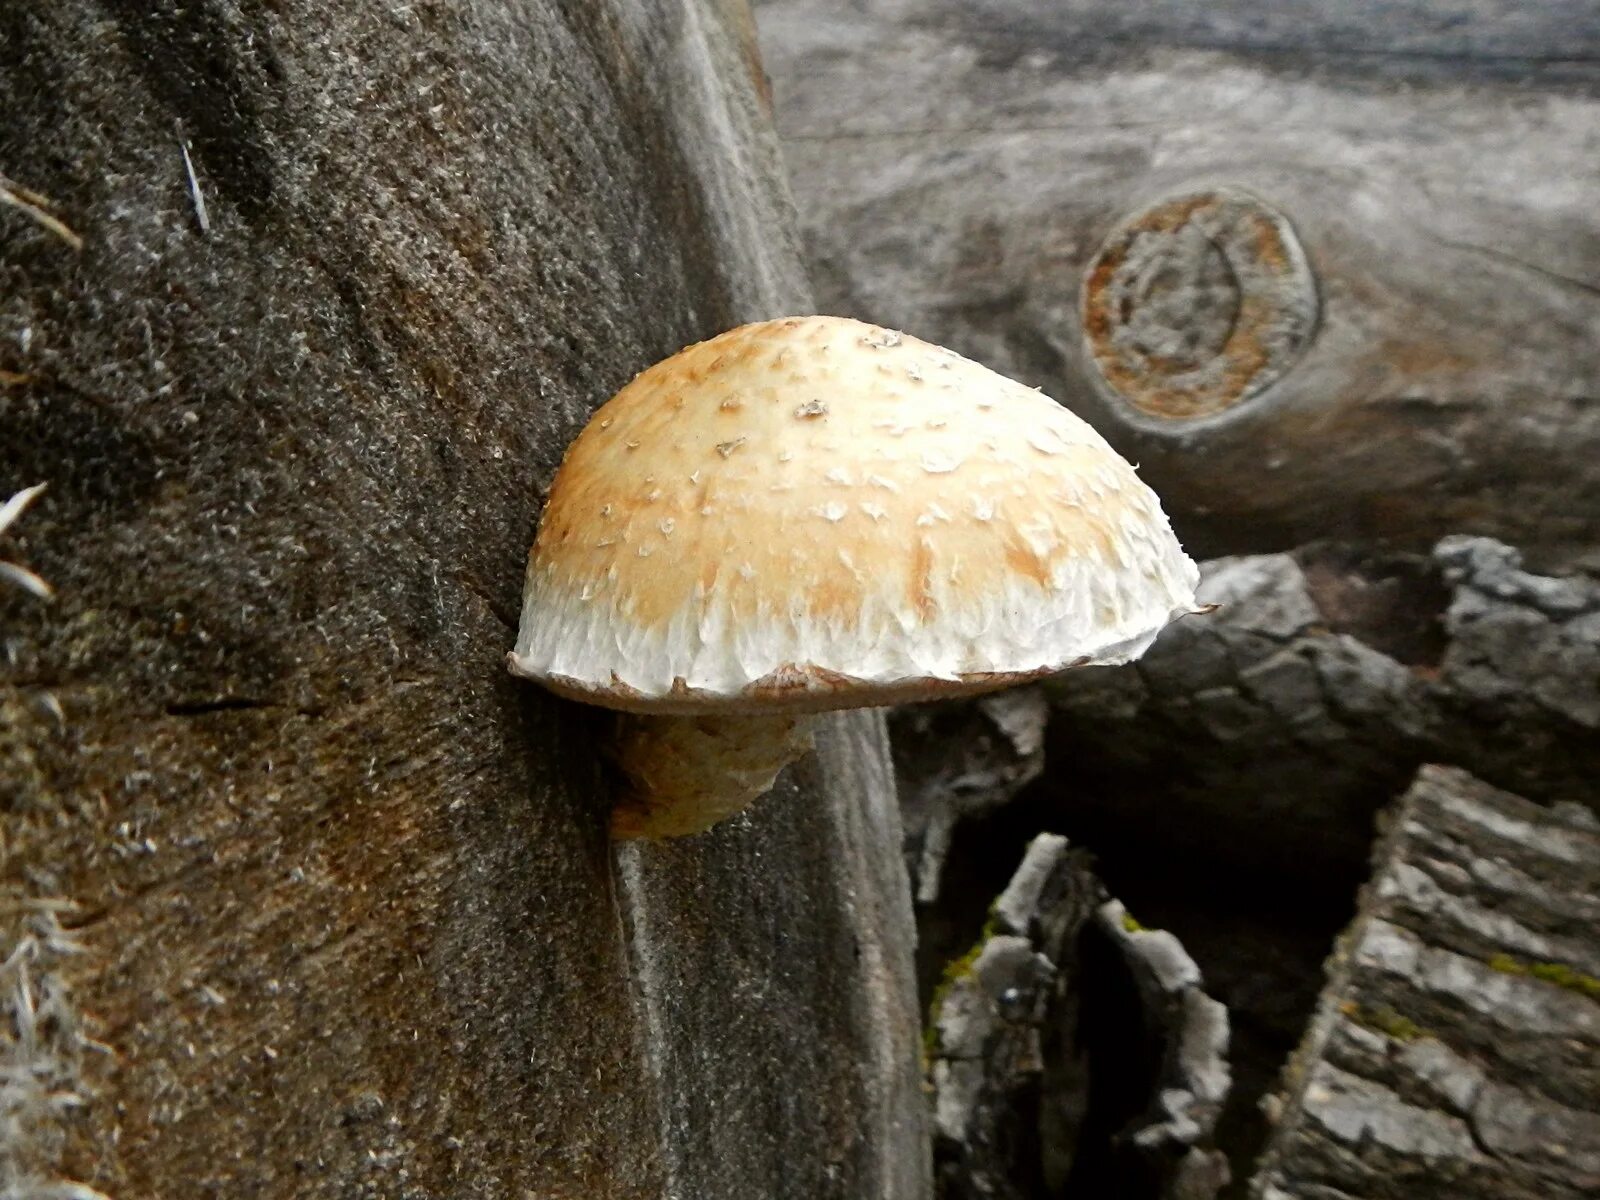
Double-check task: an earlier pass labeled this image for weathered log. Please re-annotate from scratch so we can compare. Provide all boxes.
[0,3,927,1196]
[1425,537,1600,799]
[1251,765,1600,1199]
[927,833,1231,1199]
[754,0,1600,565]
[1041,536,1600,888]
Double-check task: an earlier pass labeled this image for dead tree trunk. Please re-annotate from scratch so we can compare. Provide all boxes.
[0,3,928,1197]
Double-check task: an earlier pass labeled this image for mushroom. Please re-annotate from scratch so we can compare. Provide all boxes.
[509,315,1200,839]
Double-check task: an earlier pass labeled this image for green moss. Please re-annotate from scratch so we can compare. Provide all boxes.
[923,927,997,1064]
[980,897,1006,941]
[1488,953,1600,1001]
[928,940,984,1016]
[1343,1002,1425,1042]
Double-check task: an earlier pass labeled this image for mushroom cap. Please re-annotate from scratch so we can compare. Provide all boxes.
[510,315,1199,714]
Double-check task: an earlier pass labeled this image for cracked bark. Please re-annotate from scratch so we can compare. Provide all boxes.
[1252,765,1600,1199]
[1042,537,1600,890]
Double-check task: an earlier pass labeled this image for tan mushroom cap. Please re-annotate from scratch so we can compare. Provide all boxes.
[510,315,1199,714]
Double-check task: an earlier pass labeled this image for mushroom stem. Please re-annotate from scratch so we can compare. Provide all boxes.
[611,712,817,839]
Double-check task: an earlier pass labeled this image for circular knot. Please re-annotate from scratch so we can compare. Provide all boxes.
[1082,188,1318,422]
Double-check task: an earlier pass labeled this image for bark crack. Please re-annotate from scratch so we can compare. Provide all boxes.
[1425,233,1600,300]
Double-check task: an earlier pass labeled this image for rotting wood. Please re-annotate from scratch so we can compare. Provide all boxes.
[927,833,1231,1199]
[892,687,1050,904]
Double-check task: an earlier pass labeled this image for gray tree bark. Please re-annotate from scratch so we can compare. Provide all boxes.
[1252,765,1600,1199]
[753,0,1600,567]
[1043,536,1600,888]
[927,834,1232,1200]
[0,3,928,1196]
